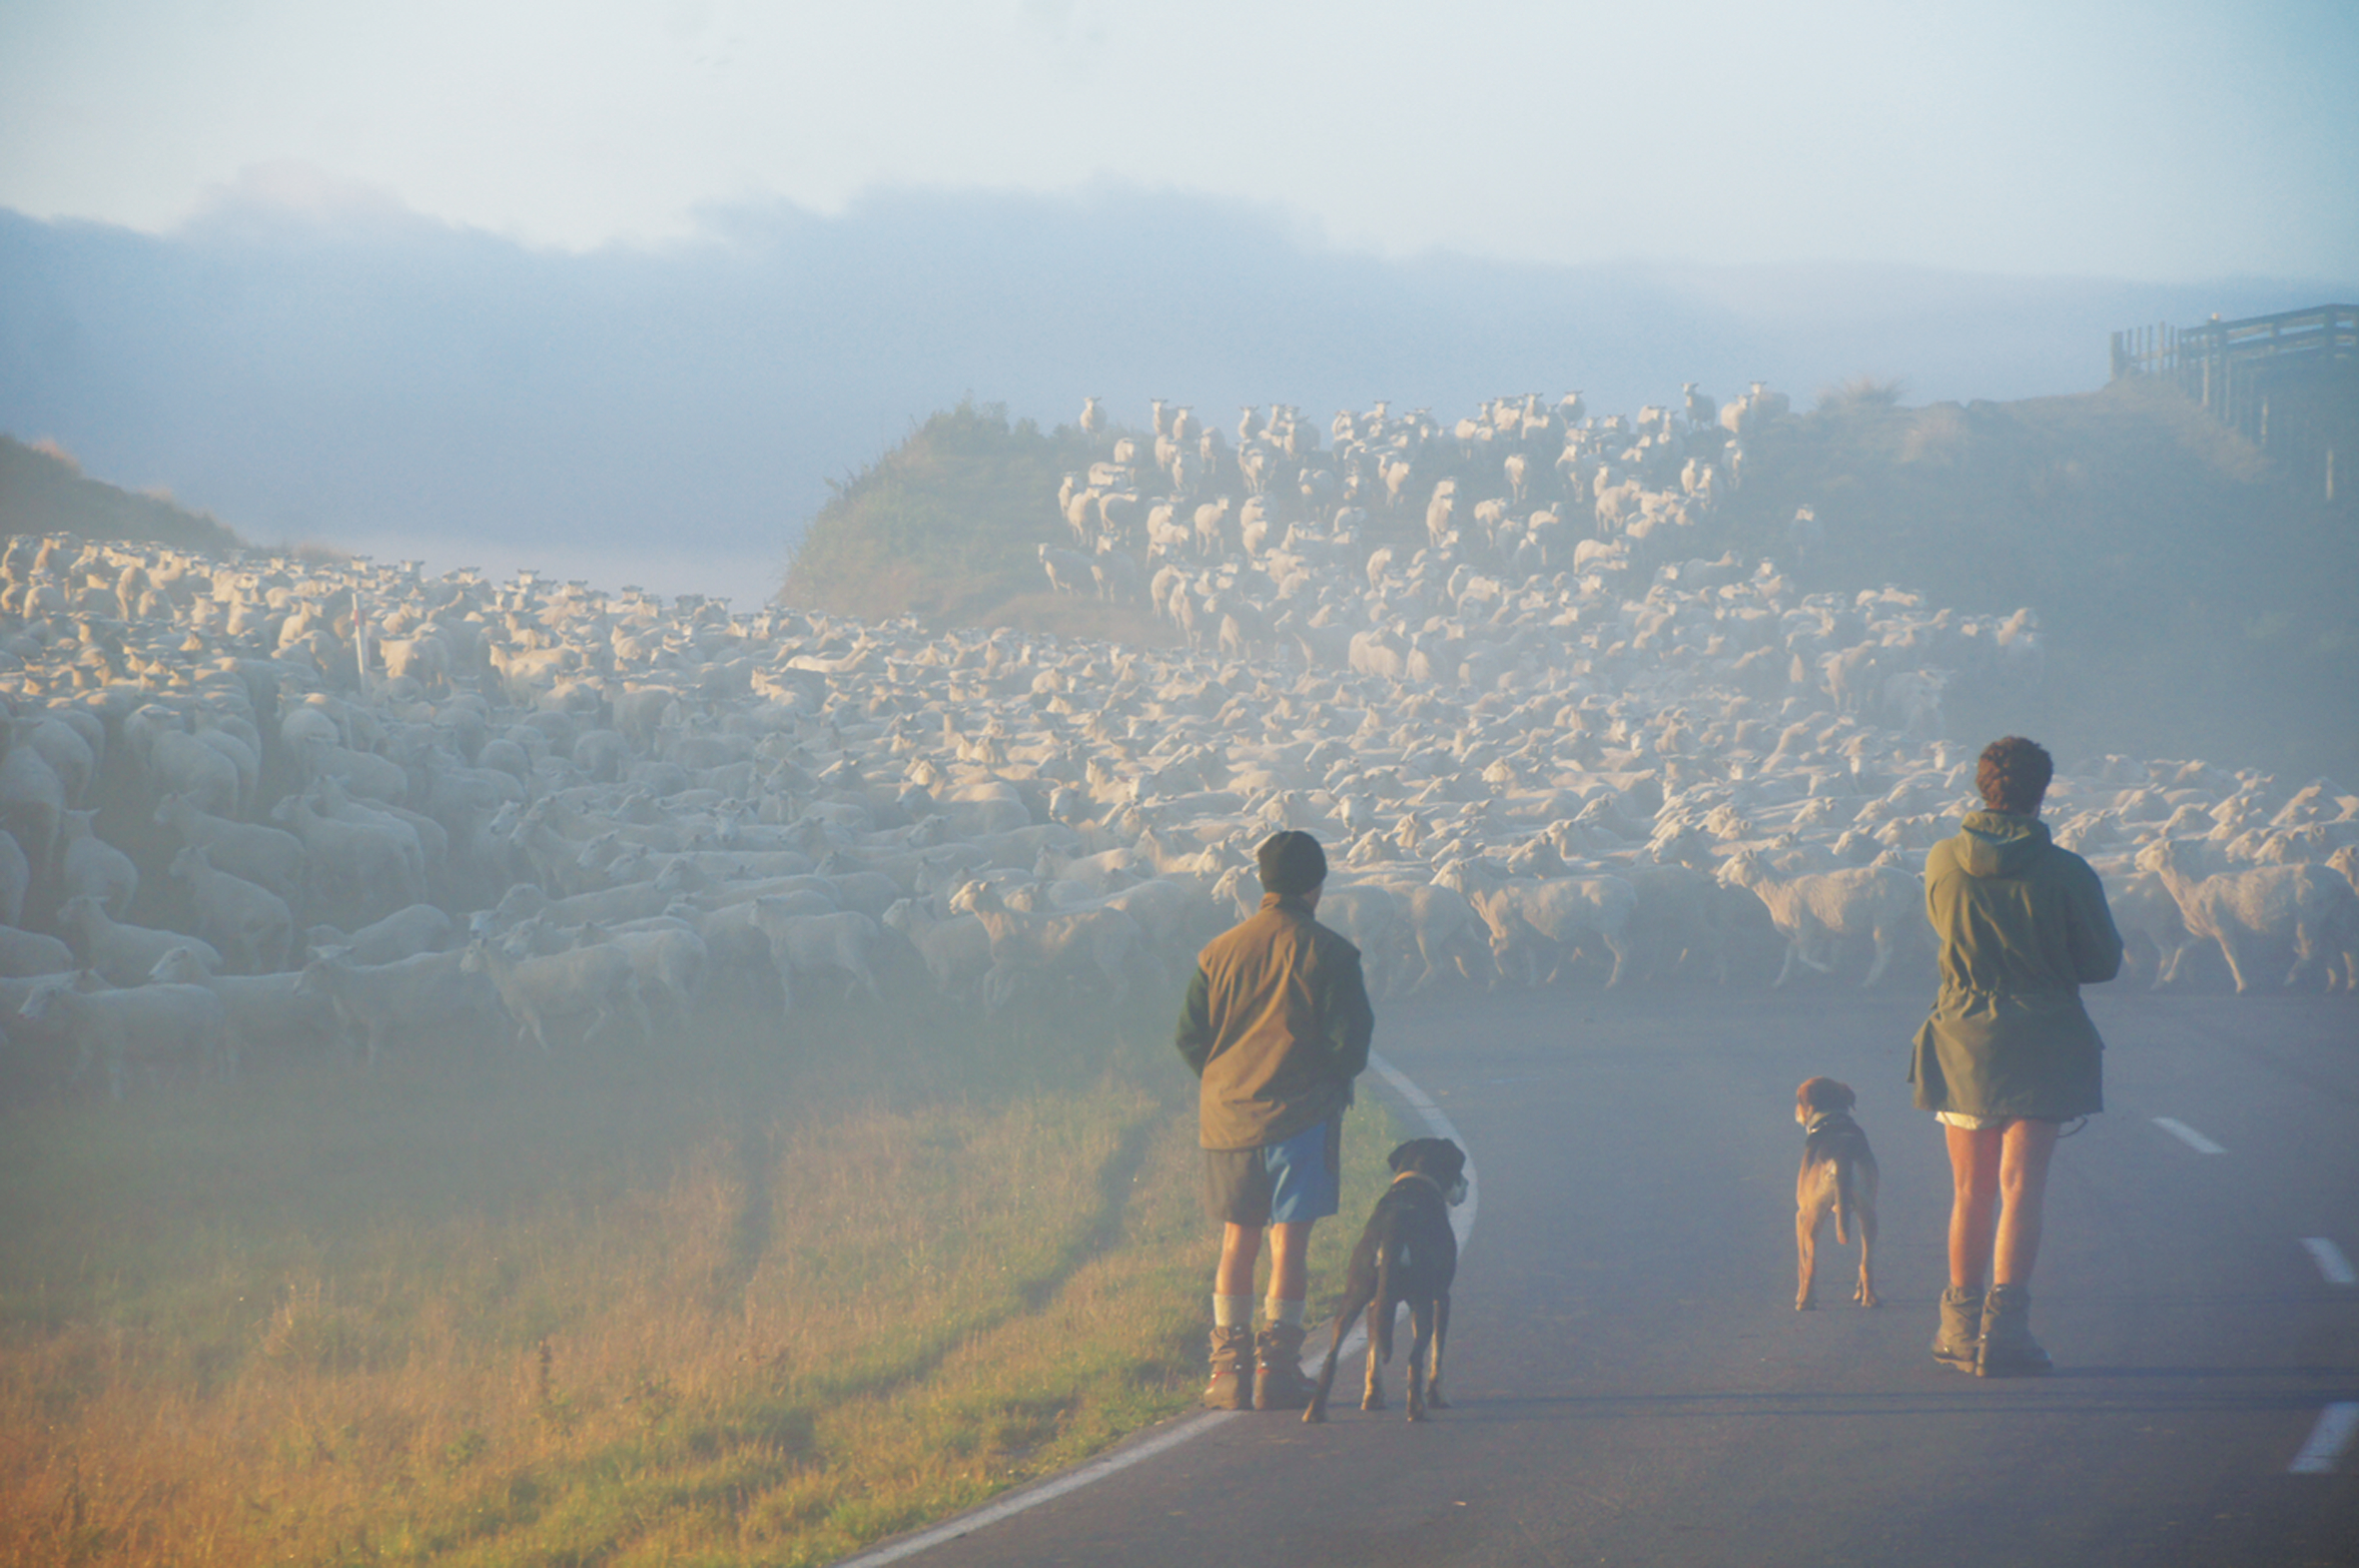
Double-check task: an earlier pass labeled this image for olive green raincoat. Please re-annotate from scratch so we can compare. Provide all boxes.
[1910,811,2124,1119]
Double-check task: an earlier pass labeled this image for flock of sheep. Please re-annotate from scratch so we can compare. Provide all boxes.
[2,386,2354,1098]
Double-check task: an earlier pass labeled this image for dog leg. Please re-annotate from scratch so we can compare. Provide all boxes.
[1855,1203,1881,1307]
[1795,1204,1820,1310]
[1306,1282,1377,1424]
[1361,1298,1387,1411]
[1405,1300,1435,1422]
[1425,1293,1450,1410]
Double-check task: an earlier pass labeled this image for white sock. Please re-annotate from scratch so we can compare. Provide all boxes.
[1265,1296,1305,1329]
[1213,1294,1251,1329]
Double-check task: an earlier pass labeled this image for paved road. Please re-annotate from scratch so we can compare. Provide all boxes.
[872,986,2359,1568]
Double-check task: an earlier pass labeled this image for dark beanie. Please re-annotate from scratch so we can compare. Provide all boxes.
[1257,831,1326,896]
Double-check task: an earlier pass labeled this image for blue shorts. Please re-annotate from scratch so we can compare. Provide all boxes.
[1201,1116,1342,1225]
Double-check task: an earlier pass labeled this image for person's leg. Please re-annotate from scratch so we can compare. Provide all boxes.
[1946,1124,2003,1291]
[1217,1221,1264,1299]
[1992,1119,2059,1286]
[1267,1219,1312,1304]
[1936,1123,2002,1372]
[1978,1118,2061,1376]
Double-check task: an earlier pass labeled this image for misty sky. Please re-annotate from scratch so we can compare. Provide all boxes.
[4,0,2354,281]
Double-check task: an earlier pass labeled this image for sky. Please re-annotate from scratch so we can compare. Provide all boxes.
[3,0,2354,280]
[2,1,2355,598]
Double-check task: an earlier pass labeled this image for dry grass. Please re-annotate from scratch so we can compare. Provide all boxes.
[0,991,1395,1566]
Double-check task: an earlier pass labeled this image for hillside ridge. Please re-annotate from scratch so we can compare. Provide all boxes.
[779,381,2354,781]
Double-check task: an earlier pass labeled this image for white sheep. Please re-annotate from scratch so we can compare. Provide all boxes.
[21,971,230,1100]
[154,793,307,908]
[170,845,295,974]
[1717,849,1923,988]
[297,948,492,1067]
[151,946,337,1066]
[59,895,222,988]
[948,878,1145,1013]
[751,899,882,1015]
[881,896,993,998]
[2134,837,2358,993]
[1435,860,1639,988]
[460,937,649,1054]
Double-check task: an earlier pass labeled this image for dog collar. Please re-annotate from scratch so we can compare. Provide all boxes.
[1803,1111,1851,1136]
[1392,1169,1468,1206]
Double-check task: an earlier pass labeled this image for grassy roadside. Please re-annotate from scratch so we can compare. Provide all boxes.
[0,990,1399,1567]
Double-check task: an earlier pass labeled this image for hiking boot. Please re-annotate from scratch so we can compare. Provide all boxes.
[1932,1286,1982,1374]
[1202,1325,1253,1410]
[1253,1323,1317,1411]
[1976,1284,2053,1377]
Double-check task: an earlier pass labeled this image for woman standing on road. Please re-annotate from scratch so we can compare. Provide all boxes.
[1911,737,2123,1376]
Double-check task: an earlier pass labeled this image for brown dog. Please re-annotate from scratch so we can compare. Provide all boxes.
[1795,1077,1880,1310]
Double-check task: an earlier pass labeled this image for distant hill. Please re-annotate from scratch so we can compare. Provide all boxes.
[0,434,242,553]
[780,381,2356,783]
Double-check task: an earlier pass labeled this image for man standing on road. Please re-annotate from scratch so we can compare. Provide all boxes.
[1177,830,1375,1410]
[1912,737,2122,1376]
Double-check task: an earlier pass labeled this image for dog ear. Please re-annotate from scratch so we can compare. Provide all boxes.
[1835,1082,1857,1111]
[1387,1142,1414,1173]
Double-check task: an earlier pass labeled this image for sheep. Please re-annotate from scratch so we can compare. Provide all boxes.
[151,946,337,1065]
[170,845,296,974]
[296,948,494,1067]
[1435,860,1640,988]
[948,878,1146,1013]
[20,971,230,1100]
[304,904,454,966]
[751,899,882,1017]
[59,895,222,988]
[2134,836,2359,994]
[154,793,307,908]
[459,937,649,1054]
[0,831,24,929]
[274,791,423,917]
[0,925,77,977]
[881,897,993,998]
[2107,868,2196,990]
[575,920,710,1021]
[57,810,138,916]
[1716,850,1923,988]
[1039,544,1095,596]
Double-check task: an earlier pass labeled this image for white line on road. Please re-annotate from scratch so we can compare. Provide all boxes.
[2301,1238,2358,1286]
[2151,1117,2226,1155]
[2290,1403,2359,1474]
[831,1051,1478,1568]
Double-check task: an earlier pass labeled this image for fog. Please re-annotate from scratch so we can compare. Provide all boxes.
[5,183,2348,597]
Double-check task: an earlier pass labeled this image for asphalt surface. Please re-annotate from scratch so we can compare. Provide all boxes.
[861,983,2359,1568]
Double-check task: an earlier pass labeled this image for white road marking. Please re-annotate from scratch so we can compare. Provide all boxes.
[830,1051,1477,1568]
[2290,1403,2359,1474]
[2151,1117,2226,1155]
[2301,1238,2357,1286]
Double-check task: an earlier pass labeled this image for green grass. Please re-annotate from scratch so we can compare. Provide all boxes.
[0,989,1399,1567]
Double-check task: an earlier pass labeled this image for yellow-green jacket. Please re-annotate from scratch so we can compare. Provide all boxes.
[1910,811,2123,1119]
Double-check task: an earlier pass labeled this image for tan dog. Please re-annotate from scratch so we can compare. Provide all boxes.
[1795,1077,1880,1309]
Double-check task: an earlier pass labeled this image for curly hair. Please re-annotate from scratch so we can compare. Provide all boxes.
[1976,736,2053,815]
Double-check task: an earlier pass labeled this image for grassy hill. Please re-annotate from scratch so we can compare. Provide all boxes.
[0,434,243,553]
[777,381,2355,782]
[779,401,1168,643]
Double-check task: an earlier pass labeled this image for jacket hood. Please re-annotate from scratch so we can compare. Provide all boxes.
[1956,810,2051,878]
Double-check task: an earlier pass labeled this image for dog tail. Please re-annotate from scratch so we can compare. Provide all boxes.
[1834,1156,1856,1246]
[1373,1240,1398,1362]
